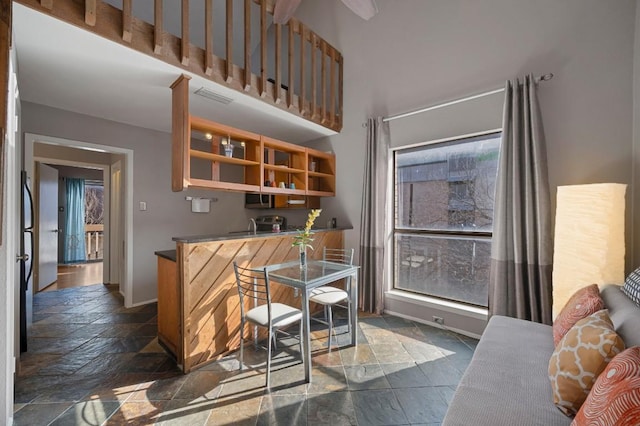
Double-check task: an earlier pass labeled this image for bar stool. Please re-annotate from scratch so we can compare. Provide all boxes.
[233,262,303,387]
[309,248,354,349]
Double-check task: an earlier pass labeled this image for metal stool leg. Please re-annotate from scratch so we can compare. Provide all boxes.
[239,319,245,371]
[327,305,334,351]
[266,328,273,387]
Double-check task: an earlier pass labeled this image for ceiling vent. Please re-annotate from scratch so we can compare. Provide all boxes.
[194,87,234,105]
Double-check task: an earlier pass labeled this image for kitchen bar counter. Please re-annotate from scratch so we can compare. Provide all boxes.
[155,228,347,373]
[154,250,177,262]
[171,226,351,243]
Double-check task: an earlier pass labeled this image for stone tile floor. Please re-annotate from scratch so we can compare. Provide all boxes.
[14,283,477,425]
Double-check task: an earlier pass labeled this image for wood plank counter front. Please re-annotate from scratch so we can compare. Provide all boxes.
[156,229,345,373]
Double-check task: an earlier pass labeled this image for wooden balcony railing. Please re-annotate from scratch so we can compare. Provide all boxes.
[16,0,343,132]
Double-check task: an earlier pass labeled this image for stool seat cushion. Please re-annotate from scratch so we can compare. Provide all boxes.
[310,286,349,305]
[246,303,302,328]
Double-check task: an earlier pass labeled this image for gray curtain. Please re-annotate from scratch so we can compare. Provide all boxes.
[359,117,390,314]
[489,74,553,325]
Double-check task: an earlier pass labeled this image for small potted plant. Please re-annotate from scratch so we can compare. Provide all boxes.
[293,209,322,269]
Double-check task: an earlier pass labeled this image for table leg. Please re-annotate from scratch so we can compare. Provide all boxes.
[301,288,312,383]
[350,271,358,346]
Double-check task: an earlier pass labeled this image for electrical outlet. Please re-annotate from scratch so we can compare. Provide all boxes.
[433,316,444,325]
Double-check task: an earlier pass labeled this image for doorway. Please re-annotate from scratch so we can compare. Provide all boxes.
[39,164,106,292]
[24,133,134,309]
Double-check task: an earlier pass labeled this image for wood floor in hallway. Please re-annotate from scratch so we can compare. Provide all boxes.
[42,262,104,292]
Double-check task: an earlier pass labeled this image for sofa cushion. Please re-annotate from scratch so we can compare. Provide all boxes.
[572,346,640,426]
[442,316,571,426]
[601,285,640,347]
[549,310,625,416]
[553,284,604,347]
[621,267,640,307]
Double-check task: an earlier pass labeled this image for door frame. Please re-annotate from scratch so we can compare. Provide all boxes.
[24,133,134,307]
[110,160,122,287]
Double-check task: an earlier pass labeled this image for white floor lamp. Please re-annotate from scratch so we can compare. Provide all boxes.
[552,183,626,318]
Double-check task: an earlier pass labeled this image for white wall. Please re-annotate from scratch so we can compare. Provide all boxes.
[2,47,20,425]
[288,0,638,332]
[21,101,254,304]
[296,0,637,268]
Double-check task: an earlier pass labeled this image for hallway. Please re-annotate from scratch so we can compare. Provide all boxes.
[42,263,104,292]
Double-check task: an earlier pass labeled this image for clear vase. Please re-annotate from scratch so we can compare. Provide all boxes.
[299,245,307,270]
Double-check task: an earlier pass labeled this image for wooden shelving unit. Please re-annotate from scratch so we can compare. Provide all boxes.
[171,75,336,203]
[307,148,336,197]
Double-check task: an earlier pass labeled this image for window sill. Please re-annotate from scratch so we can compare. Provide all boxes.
[385,289,488,321]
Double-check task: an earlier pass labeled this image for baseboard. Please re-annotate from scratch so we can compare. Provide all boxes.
[130,298,157,308]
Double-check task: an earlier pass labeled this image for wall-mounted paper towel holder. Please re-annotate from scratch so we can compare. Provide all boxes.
[185,196,218,213]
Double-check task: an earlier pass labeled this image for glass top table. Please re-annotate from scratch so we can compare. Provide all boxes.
[260,260,359,383]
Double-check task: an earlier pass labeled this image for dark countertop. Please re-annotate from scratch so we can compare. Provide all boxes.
[155,250,177,262]
[171,226,351,244]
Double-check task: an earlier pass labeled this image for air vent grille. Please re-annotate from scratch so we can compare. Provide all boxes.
[194,87,234,105]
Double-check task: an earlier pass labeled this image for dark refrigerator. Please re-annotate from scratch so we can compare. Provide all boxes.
[19,170,34,353]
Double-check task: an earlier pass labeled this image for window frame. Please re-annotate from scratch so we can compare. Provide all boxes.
[390,128,502,308]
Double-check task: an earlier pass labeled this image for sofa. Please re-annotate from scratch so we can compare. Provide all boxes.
[442,285,640,426]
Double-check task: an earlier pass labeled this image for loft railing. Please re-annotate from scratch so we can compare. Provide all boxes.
[16,0,343,132]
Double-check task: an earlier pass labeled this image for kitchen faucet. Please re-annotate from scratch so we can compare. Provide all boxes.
[248,218,257,235]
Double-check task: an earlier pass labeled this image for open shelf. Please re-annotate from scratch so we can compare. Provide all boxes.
[190,150,260,166]
[171,75,335,203]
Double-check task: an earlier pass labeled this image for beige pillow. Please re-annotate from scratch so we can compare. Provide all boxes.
[548,309,625,416]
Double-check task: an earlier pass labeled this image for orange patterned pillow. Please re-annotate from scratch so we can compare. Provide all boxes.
[549,310,625,416]
[553,284,604,346]
[572,347,640,426]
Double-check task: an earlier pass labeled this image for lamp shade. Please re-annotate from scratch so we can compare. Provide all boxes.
[552,183,626,317]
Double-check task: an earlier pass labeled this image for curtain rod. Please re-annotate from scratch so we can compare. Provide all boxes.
[382,73,554,123]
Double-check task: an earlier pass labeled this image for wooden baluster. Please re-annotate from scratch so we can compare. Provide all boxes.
[181,0,189,66]
[321,40,327,124]
[329,47,336,128]
[299,23,306,115]
[311,32,317,119]
[41,0,52,9]
[122,0,132,43]
[274,23,282,104]
[226,0,233,83]
[153,0,163,55]
[154,0,163,54]
[260,0,267,97]
[287,21,294,108]
[85,0,96,26]
[244,0,251,91]
[205,0,213,75]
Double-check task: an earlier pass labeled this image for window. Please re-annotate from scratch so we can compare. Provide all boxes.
[84,182,104,261]
[393,132,501,307]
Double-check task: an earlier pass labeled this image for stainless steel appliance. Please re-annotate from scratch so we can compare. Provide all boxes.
[19,170,34,353]
[245,193,276,209]
[255,215,287,232]
[244,193,276,209]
